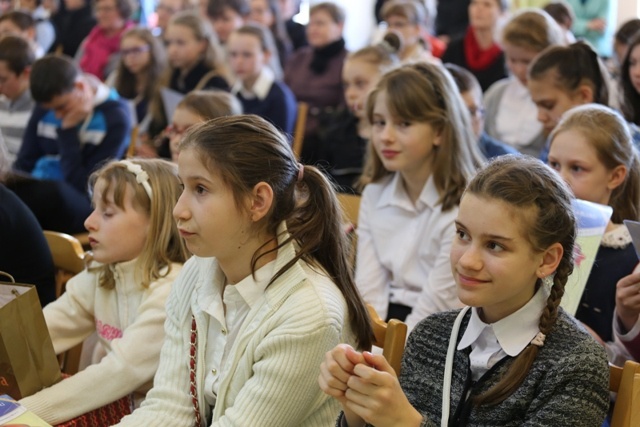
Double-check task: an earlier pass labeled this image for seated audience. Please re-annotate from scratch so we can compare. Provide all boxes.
[284,1,348,164]
[355,62,483,330]
[166,90,243,162]
[14,54,131,193]
[548,104,639,361]
[445,63,518,159]
[320,155,609,426]
[0,10,45,57]
[114,115,372,426]
[20,158,188,425]
[483,9,565,157]
[442,0,508,91]
[317,32,400,193]
[49,0,96,57]
[16,0,56,52]
[380,0,440,64]
[76,0,135,81]
[228,24,296,133]
[248,0,293,68]
[203,0,248,45]
[111,27,166,127]
[0,36,36,164]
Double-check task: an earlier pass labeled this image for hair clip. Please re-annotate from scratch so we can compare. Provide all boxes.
[530,331,546,347]
[118,160,153,200]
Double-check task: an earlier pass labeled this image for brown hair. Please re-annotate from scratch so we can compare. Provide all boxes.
[380,0,427,26]
[528,41,610,106]
[309,1,345,24]
[88,159,190,289]
[501,9,565,53]
[96,0,133,19]
[468,155,576,406]
[177,89,243,118]
[0,35,35,75]
[114,27,166,102]
[360,62,484,210]
[550,104,640,223]
[348,31,401,72]
[621,32,640,125]
[180,115,373,349]
[232,23,283,78]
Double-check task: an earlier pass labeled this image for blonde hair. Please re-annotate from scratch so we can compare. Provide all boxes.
[550,104,640,223]
[360,62,484,210]
[177,90,243,118]
[501,9,565,52]
[88,159,190,289]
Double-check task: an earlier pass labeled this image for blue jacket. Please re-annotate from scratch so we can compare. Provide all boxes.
[14,89,131,193]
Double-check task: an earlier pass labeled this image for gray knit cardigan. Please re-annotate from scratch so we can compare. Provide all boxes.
[339,308,609,426]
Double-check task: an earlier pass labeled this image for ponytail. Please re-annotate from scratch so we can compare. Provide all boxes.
[529,41,610,106]
[181,115,373,349]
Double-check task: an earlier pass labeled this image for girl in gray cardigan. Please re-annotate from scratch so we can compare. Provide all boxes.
[320,155,609,427]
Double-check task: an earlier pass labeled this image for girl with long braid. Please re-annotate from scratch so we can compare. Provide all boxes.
[320,155,610,426]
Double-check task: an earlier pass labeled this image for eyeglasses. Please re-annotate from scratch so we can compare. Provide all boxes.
[165,123,196,138]
[467,106,485,118]
[121,45,150,57]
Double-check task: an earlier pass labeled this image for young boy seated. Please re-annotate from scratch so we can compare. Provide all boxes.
[13,54,131,193]
[0,36,36,164]
[0,10,46,57]
[444,63,518,159]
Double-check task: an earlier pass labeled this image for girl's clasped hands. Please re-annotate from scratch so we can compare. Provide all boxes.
[319,344,422,427]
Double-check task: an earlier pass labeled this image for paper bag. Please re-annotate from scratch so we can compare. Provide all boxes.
[0,272,61,399]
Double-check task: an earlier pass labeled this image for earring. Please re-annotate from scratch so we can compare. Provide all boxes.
[542,273,555,289]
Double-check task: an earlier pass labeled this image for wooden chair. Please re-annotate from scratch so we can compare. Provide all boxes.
[43,231,87,298]
[337,193,361,228]
[126,125,139,158]
[337,194,361,269]
[43,230,88,375]
[292,102,309,159]
[609,360,640,427]
[367,304,407,375]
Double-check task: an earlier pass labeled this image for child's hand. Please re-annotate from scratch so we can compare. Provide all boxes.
[318,344,365,403]
[343,351,423,427]
[60,82,93,129]
[616,265,640,332]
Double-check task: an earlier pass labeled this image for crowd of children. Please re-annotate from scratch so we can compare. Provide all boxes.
[1,0,640,425]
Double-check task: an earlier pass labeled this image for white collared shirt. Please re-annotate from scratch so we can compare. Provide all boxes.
[495,77,542,149]
[198,260,275,406]
[457,286,547,380]
[231,67,275,101]
[356,173,460,331]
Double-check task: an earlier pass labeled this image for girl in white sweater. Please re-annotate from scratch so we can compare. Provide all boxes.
[20,158,189,425]
[115,115,373,427]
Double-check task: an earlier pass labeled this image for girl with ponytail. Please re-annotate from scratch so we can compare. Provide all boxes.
[116,114,372,427]
[320,155,609,426]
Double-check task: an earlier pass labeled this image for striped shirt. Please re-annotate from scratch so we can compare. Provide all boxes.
[0,89,34,165]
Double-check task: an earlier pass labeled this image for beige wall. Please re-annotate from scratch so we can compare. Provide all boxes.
[617,0,638,26]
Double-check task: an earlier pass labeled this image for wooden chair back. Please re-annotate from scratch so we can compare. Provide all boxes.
[292,102,308,159]
[43,230,88,375]
[367,304,407,375]
[337,193,361,228]
[43,230,87,297]
[609,360,640,427]
[126,126,139,158]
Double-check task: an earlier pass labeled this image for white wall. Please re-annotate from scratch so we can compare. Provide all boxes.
[617,0,638,26]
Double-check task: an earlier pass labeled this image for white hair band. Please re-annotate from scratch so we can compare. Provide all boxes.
[118,160,153,200]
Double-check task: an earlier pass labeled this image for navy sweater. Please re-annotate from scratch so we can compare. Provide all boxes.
[14,93,131,193]
[235,81,297,134]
